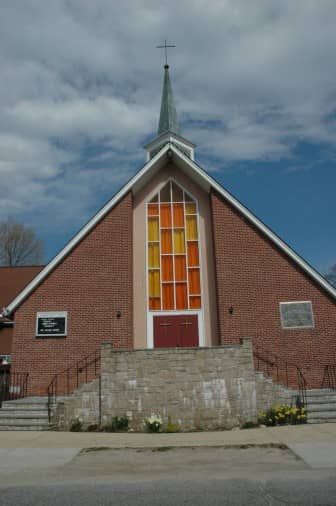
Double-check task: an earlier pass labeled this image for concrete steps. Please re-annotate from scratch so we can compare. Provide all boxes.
[0,397,52,431]
[306,390,336,424]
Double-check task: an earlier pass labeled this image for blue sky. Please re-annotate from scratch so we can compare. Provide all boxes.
[0,1,335,277]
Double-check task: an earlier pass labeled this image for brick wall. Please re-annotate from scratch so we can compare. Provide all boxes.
[11,192,133,395]
[210,189,336,388]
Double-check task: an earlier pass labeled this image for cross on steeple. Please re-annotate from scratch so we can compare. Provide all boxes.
[156,40,176,67]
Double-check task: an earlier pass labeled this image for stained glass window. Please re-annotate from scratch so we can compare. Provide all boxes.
[147,180,202,311]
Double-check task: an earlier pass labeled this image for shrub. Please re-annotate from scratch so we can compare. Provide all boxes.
[69,415,83,432]
[144,414,162,433]
[258,404,307,427]
[103,415,129,432]
[162,416,181,433]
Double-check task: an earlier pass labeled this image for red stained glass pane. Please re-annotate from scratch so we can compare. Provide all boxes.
[175,256,187,281]
[188,268,200,295]
[175,283,188,310]
[162,256,173,281]
[148,204,159,216]
[160,204,172,227]
[162,284,174,310]
[173,203,184,227]
[149,297,161,310]
[189,296,201,309]
[187,242,199,267]
[161,230,172,254]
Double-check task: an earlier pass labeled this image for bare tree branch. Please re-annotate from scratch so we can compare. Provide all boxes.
[0,218,43,266]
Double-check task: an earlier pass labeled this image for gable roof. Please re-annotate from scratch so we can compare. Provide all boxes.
[2,143,336,316]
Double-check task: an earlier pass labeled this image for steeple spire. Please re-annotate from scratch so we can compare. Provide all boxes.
[144,52,196,161]
[158,64,180,136]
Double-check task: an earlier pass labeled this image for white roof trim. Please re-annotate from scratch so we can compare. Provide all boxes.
[4,143,336,315]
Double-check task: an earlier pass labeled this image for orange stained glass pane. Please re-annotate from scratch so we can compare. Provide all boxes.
[148,204,159,216]
[148,217,159,241]
[188,268,201,295]
[186,215,198,240]
[162,284,174,310]
[175,283,188,310]
[187,242,199,267]
[189,296,201,309]
[148,270,160,297]
[173,203,184,227]
[174,255,186,281]
[185,202,197,214]
[173,229,185,254]
[148,243,159,268]
[149,297,161,310]
[160,203,172,227]
[161,255,173,281]
[161,229,172,254]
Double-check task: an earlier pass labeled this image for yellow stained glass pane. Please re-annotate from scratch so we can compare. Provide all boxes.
[173,229,185,254]
[185,203,196,214]
[148,270,160,297]
[148,217,159,241]
[186,216,198,240]
[148,243,159,268]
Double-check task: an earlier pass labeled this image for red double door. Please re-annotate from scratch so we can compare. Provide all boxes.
[153,315,199,348]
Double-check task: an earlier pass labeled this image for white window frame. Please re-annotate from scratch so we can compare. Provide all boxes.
[146,178,205,348]
[279,301,314,329]
[36,311,68,337]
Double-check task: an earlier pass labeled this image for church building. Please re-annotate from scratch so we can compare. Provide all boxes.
[1,64,336,397]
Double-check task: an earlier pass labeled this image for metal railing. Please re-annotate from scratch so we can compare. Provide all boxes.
[321,365,336,390]
[253,347,307,409]
[0,370,29,406]
[47,349,101,422]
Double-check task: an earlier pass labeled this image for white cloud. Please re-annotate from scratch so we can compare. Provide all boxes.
[0,0,335,254]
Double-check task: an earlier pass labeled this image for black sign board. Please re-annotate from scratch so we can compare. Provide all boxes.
[37,314,67,337]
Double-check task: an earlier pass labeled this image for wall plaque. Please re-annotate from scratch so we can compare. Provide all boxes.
[36,312,67,337]
[280,301,314,329]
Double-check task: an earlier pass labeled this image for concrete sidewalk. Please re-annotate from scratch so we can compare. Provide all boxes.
[0,423,335,449]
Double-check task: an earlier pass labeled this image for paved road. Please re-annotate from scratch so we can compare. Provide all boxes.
[1,474,336,505]
[0,446,336,505]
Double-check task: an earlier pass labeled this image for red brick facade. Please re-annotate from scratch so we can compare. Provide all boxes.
[11,192,133,395]
[9,180,336,394]
[210,189,336,388]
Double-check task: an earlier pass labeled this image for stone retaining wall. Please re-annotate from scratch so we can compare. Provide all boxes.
[58,337,295,431]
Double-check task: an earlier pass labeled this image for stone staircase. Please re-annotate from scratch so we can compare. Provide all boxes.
[0,397,52,431]
[306,390,336,424]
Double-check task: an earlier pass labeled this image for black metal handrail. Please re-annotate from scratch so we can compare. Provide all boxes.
[297,367,307,409]
[0,370,29,407]
[321,365,336,390]
[253,347,308,409]
[47,349,100,422]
